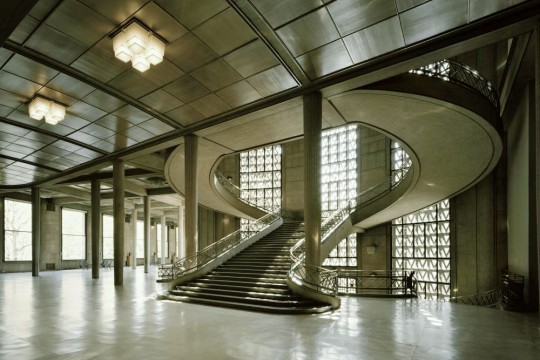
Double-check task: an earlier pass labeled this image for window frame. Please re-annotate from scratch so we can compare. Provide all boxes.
[61,207,87,261]
[3,198,33,262]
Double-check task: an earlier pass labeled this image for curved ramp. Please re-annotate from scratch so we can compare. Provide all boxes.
[165,78,501,228]
[329,89,501,228]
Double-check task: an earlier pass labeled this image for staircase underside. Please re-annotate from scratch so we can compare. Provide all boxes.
[166,85,501,230]
[167,222,333,314]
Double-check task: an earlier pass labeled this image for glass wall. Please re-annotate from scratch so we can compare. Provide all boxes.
[239,145,282,236]
[390,141,451,300]
[322,124,358,267]
[62,208,86,260]
[4,199,32,261]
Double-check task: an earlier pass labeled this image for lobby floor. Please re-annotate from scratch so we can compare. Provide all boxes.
[0,267,538,360]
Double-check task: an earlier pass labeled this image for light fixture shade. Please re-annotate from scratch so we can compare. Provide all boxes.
[145,34,165,65]
[112,30,132,63]
[28,96,65,125]
[44,113,59,125]
[112,20,166,72]
[48,102,66,123]
[124,21,148,55]
[28,96,51,121]
[132,54,150,72]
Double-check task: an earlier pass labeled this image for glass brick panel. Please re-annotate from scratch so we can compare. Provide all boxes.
[391,142,451,300]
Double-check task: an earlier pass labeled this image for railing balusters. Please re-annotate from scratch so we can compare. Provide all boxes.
[288,168,411,297]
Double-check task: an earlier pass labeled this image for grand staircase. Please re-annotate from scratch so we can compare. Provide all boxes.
[168,221,332,313]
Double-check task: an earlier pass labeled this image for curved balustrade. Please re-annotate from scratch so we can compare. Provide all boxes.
[336,270,417,296]
[288,168,412,300]
[409,59,500,111]
[158,211,281,280]
[214,170,277,213]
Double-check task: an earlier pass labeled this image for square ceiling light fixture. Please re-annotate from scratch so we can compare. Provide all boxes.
[28,96,66,125]
[111,18,167,72]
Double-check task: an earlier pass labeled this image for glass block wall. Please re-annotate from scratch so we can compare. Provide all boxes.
[239,145,282,235]
[391,142,451,300]
[322,124,358,267]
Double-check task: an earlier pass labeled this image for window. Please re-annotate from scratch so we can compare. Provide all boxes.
[102,215,114,259]
[156,223,168,258]
[4,199,32,261]
[391,142,450,300]
[321,124,358,267]
[62,208,86,260]
[136,220,144,258]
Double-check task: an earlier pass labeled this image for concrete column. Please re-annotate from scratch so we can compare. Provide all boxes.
[113,159,125,286]
[185,135,198,256]
[160,215,166,265]
[31,187,40,277]
[132,207,137,269]
[91,179,100,279]
[534,21,540,311]
[303,92,322,267]
[143,196,150,273]
[178,202,184,259]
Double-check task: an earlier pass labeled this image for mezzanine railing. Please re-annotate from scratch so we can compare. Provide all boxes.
[336,270,417,296]
[409,59,500,112]
[214,170,278,213]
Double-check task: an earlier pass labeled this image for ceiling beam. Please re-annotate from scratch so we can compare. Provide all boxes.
[499,33,531,115]
[0,0,38,45]
[125,153,165,173]
[0,154,60,173]
[46,185,91,200]
[228,0,309,85]
[58,168,157,185]
[2,2,538,191]
[102,179,147,197]
[3,40,182,130]
[0,117,108,155]
[147,187,176,196]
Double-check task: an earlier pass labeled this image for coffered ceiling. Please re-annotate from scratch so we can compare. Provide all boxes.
[0,0,537,212]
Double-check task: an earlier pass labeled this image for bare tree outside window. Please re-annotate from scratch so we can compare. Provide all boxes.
[4,199,32,261]
[62,208,86,260]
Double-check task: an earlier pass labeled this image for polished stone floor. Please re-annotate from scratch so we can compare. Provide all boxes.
[0,267,538,360]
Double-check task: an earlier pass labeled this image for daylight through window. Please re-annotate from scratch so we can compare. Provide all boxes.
[4,199,32,261]
[62,208,86,260]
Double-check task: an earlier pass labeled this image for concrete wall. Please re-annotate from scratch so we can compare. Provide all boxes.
[357,225,390,271]
[198,205,238,251]
[359,127,389,190]
[506,83,533,303]
[282,139,304,218]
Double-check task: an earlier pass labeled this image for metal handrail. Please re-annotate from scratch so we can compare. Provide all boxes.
[409,59,500,111]
[336,270,417,296]
[158,211,281,280]
[288,168,411,297]
[449,288,502,307]
[214,170,277,213]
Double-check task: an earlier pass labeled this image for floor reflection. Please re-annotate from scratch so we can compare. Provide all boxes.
[0,268,538,359]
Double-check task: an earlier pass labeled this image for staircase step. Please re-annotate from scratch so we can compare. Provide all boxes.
[176,285,298,300]
[194,277,289,289]
[170,289,319,308]
[166,294,331,314]
[166,222,330,314]
[184,281,291,294]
